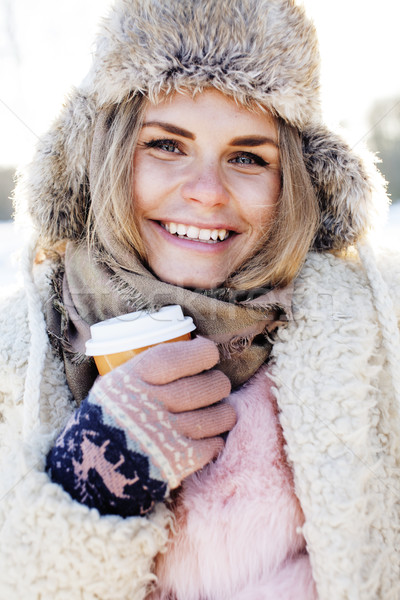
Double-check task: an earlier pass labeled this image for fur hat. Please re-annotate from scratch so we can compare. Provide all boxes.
[21,0,387,251]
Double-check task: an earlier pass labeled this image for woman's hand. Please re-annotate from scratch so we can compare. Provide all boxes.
[46,337,235,516]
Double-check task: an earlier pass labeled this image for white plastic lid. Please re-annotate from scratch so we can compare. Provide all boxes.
[85,305,196,356]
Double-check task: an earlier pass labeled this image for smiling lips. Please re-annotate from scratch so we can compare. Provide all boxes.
[160,221,231,243]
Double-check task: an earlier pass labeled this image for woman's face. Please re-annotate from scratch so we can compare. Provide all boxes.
[133,89,281,288]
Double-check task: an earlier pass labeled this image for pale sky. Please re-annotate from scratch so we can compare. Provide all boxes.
[1,0,399,168]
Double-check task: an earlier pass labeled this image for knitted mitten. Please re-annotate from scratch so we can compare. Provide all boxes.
[46,337,234,516]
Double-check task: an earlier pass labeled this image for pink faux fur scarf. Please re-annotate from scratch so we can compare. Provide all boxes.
[149,369,318,600]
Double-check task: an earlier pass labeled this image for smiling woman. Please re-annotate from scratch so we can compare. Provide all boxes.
[1,1,400,599]
[90,90,318,290]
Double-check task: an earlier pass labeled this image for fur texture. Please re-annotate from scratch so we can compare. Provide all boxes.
[88,0,320,125]
[16,0,388,252]
[150,369,316,600]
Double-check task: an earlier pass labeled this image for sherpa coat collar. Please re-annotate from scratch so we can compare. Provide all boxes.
[272,251,400,600]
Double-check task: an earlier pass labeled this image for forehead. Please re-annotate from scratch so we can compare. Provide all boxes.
[142,89,278,140]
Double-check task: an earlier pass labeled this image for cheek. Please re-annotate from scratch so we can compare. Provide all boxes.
[238,173,281,227]
[132,158,159,214]
[132,156,180,213]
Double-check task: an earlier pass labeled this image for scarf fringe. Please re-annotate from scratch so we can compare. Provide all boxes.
[217,329,273,360]
[108,273,160,313]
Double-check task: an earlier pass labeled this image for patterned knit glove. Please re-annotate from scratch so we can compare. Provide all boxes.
[46,337,234,517]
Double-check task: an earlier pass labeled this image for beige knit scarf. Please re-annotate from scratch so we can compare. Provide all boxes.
[46,237,293,403]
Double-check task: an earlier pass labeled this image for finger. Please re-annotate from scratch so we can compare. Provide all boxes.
[131,336,220,384]
[193,437,225,464]
[173,403,237,440]
[150,370,231,412]
[171,436,226,488]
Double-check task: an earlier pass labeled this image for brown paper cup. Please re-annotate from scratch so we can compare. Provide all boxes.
[93,332,192,375]
[85,305,196,375]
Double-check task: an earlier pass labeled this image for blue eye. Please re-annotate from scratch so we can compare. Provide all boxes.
[230,152,268,166]
[145,139,180,153]
[234,155,253,165]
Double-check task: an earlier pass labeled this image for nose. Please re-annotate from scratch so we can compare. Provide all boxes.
[181,159,230,207]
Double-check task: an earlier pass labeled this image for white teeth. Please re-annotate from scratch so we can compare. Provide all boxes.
[162,222,231,242]
[176,224,187,235]
[199,229,211,241]
[186,226,200,239]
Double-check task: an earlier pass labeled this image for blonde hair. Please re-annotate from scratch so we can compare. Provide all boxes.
[88,93,320,289]
[88,94,148,258]
[227,118,320,288]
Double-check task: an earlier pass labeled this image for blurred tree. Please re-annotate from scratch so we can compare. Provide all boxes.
[368,96,400,203]
[0,167,15,220]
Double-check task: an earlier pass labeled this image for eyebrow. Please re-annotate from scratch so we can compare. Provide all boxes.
[142,121,195,140]
[142,121,278,148]
[230,135,279,148]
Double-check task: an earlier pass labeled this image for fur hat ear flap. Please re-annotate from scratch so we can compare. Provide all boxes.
[22,89,96,245]
[302,125,389,251]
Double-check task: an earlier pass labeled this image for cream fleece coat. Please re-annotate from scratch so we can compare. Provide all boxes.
[1,246,400,600]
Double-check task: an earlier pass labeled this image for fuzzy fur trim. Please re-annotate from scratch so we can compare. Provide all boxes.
[17,89,96,243]
[302,125,389,251]
[86,0,321,127]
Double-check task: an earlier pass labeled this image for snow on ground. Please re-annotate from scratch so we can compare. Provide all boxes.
[0,220,25,295]
[1,204,400,295]
[380,202,400,249]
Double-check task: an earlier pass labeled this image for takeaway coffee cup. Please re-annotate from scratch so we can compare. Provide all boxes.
[85,305,196,375]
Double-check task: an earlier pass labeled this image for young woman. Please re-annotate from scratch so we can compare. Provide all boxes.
[1,1,399,599]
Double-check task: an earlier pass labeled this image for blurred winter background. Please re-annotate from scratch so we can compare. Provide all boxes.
[1,0,400,296]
